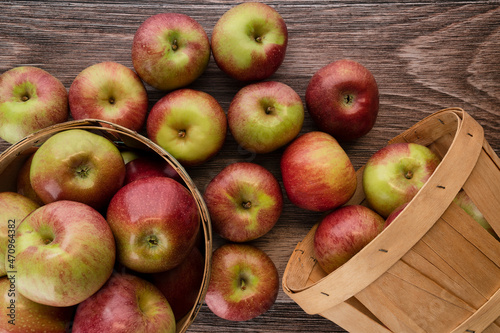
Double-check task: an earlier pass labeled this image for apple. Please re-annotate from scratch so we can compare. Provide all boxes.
[204,162,282,242]
[0,277,75,332]
[106,176,200,273]
[205,243,279,321]
[305,59,379,141]
[132,13,210,91]
[68,61,149,131]
[149,246,205,321]
[363,142,441,218]
[121,149,141,164]
[384,202,408,228]
[15,152,44,206]
[0,192,39,277]
[72,273,176,333]
[314,205,386,274]
[30,129,126,210]
[0,66,68,144]
[227,81,304,153]
[454,190,497,238]
[211,2,288,81]
[125,155,181,185]
[9,200,115,307]
[146,89,227,166]
[280,131,357,212]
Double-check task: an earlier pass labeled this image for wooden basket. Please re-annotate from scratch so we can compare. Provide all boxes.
[283,108,500,333]
[0,119,212,333]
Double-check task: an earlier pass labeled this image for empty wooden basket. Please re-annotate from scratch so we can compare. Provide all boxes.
[282,108,500,333]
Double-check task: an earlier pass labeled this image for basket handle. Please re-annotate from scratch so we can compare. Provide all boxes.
[283,108,485,315]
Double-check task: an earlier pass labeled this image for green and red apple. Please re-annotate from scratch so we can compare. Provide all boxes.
[10,200,115,307]
[146,89,227,166]
[16,152,44,206]
[30,129,126,210]
[363,142,441,218]
[280,131,357,212]
[205,243,279,321]
[72,273,176,333]
[0,192,40,277]
[69,61,149,131]
[125,155,181,185]
[132,13,210,91]
[211,2,288,81]
[106,176,200,273]
[228,81,304,153]
[314,205,385,274]
[204,162,282,242]
[305,59,379,141]
[454,190,497,238]
[0,66,68,144]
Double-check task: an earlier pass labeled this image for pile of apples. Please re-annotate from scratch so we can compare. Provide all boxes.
[1,2,497,331]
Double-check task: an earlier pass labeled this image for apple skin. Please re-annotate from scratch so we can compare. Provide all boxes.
[72,273,176,333]
[205,243,279,321]
[0,66,68,144]
[0,277,75,333]
[280,131,357,212]
[16,152,45,206]
[146,89,227,166]
[384,202,408,228]
[30,129,126,210]
[204,162,283,242]
[211,2,288,82]
[454,190,497,238]
[227,81,304,154]
[106,176,200,273]
[305,59,379,141]
[314,205,386,274]
[132,13,210,91]
[125,155,181,185]
[69,61,149,131]
[363,142,441,218]
[149,246,205,321]
[10,200,116,307]
[0,192,40,277]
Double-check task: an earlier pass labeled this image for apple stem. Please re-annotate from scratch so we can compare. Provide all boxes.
[240,278,247,291]
[108,97,115,105]
[255,36,263,43]
[178,129,186,138]
[171,39,178,51]
[21,95,30,102]
[405,170,413,179]
[265,106,275,115]
[242,201,252,209]
[147,235,159,247]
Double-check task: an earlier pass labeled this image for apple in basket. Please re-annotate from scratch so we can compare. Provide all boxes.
[124,155,182,185]
[0,66,68,144]
[454,190,497,238]
[72,273,176,333]
[9,200,115,307]
[211,2,288,81]
[314,205,386,274]
[281,131,357,212]
[205,243,279,321]
[363,142,441,218]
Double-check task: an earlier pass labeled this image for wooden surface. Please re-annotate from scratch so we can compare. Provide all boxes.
[1,1,499,332]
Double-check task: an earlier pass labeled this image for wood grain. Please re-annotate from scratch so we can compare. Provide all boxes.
[1,1,499,332]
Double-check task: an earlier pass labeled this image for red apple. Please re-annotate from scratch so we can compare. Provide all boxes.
[0,192,40,276]
[205,243,279,321]
[384,202,409,228]
[69,61,149,131]
[363,142,441,218]
[132,13,210,91]
[10,200,115,307]
[280,131,357,212]
[227,81,304,153]
[305,59,379,141]
[125,155,181,185]
[30,129,126,210]
[314,205,386,274]
[149,246,204,321]
[204,162,283,242]
[0,276,75,332]
[211,2,288,81]
[0,66,68,144]
[146,89,227,166]
[106,176,200,273]
[72,273,176,333]
[16,152,44,206]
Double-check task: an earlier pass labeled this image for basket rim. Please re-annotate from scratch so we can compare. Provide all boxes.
[0,118,213,332]
[282,108,485,315]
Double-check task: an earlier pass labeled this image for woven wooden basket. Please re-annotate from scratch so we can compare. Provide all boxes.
[0,119,212,333]
[283,108,500,333]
